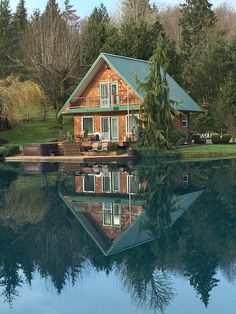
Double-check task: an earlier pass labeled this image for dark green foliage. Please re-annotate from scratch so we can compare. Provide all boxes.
[211,134,221,144]
[215,76,236,139]
[180,0,216,57]
[80,4,110,66]
[168,128,186,146]
[137,36,178,148]
[221,134,231,144]
[46,0,60,13]
[0,0,13,78]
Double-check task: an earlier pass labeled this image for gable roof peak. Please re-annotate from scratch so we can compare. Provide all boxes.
[101,52,149,64]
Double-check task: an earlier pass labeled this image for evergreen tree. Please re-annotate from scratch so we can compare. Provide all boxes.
[10,0,28,75]
[63,0,79,28]
[180,0,216,57]
[184,29,230,129]
[80,4,110,66]
[12,0,27,31]
[45,0,60,14]
[0,0,13,78]
[114,0,164,60]
[137,36,177,148]
[216,75,236,139]
[31,8,41,21]
[63,0,79,27]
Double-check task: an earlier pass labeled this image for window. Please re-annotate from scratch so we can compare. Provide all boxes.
[182,114,188,128]
[126,114,139,134]
[112,172,120,192]
[127,175,139,195]
[103,203,121,227]
[183,175,189,189]
[102,172,111,193]
[112,204,121,226]
[103,203,112,225]
[83,174,95,192]
[100,82,118,107]
[82,117,94,134]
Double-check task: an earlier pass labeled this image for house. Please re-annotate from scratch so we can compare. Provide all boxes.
[60,167,203,256]
[58,53,203,142]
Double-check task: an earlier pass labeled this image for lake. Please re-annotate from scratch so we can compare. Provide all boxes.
[0,158,235,314]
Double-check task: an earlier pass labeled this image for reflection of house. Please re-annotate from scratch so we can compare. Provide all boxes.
[58,53,203,142]
[67,170,145,248]
[60,168,203,256]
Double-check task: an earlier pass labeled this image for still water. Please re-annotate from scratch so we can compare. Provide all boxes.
[0,159,235,314]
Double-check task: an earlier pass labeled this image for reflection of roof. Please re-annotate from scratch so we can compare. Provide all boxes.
[60,190,203,256]
[58,53,203,117]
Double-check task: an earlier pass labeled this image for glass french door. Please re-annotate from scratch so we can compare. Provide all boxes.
[111,117,119,140]
[101,117,110,141]
[101,117,119,141]
[100,83,118,107]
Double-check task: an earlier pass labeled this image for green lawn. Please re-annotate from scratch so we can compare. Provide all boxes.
[178,144,236,158]
[0,120,73,146]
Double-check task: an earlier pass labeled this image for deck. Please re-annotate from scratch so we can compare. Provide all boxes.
[5,154,136,163]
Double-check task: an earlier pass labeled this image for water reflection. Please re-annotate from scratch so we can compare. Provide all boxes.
[0,159,235,312]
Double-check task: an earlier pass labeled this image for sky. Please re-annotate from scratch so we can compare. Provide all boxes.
[9,0,236,16]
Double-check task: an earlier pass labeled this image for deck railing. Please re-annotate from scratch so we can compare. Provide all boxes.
[70,95,142,109]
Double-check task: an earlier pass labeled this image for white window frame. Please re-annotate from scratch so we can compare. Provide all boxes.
[126,114,139,134]
[81,116,94,134]
[102,172,112,193]
[83,174,95,193]
[102,203,121,228]
[99,82,119,107]
[112,172,120,193]
[126,174,140,195]
[182,114,188,128]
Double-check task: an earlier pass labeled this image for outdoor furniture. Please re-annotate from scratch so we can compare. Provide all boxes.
[100,142,108,152]
[92,142,99,151]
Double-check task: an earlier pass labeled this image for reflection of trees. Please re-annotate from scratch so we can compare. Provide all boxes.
[136,159,236,307]
[183,237,219,307]
[116,247,175,312]
[0,160,236,310]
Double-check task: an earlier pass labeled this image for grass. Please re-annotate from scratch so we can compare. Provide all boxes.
[178,144,236,159]
[0,120,73,146]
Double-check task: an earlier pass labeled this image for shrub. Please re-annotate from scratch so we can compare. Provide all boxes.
[212,135,221,144]
[192,134,201,144]
[222,134,231,144]
[132,145,181,159]
[168,129,186,146]
[0,144,20,158]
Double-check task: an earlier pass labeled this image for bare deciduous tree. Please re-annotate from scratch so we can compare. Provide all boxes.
[19,7,81,110]
[158,5,182,51]
[215,2,236,40]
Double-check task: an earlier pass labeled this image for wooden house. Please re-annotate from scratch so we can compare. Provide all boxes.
[58,53,203,142]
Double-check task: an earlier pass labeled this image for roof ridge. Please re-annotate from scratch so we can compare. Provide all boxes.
[101,52,149,64]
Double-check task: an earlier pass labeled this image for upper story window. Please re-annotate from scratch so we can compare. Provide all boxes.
[182,114,188,128]
[100,82,118,107]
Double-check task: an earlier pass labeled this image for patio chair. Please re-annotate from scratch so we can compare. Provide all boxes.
[100,142,108,152]
[92,142,99,151]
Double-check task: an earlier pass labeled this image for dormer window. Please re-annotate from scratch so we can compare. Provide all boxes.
[100,82,118,107]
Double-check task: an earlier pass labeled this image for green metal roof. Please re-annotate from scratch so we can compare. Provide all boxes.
[60,190,203,256]
[58,53,203,117]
